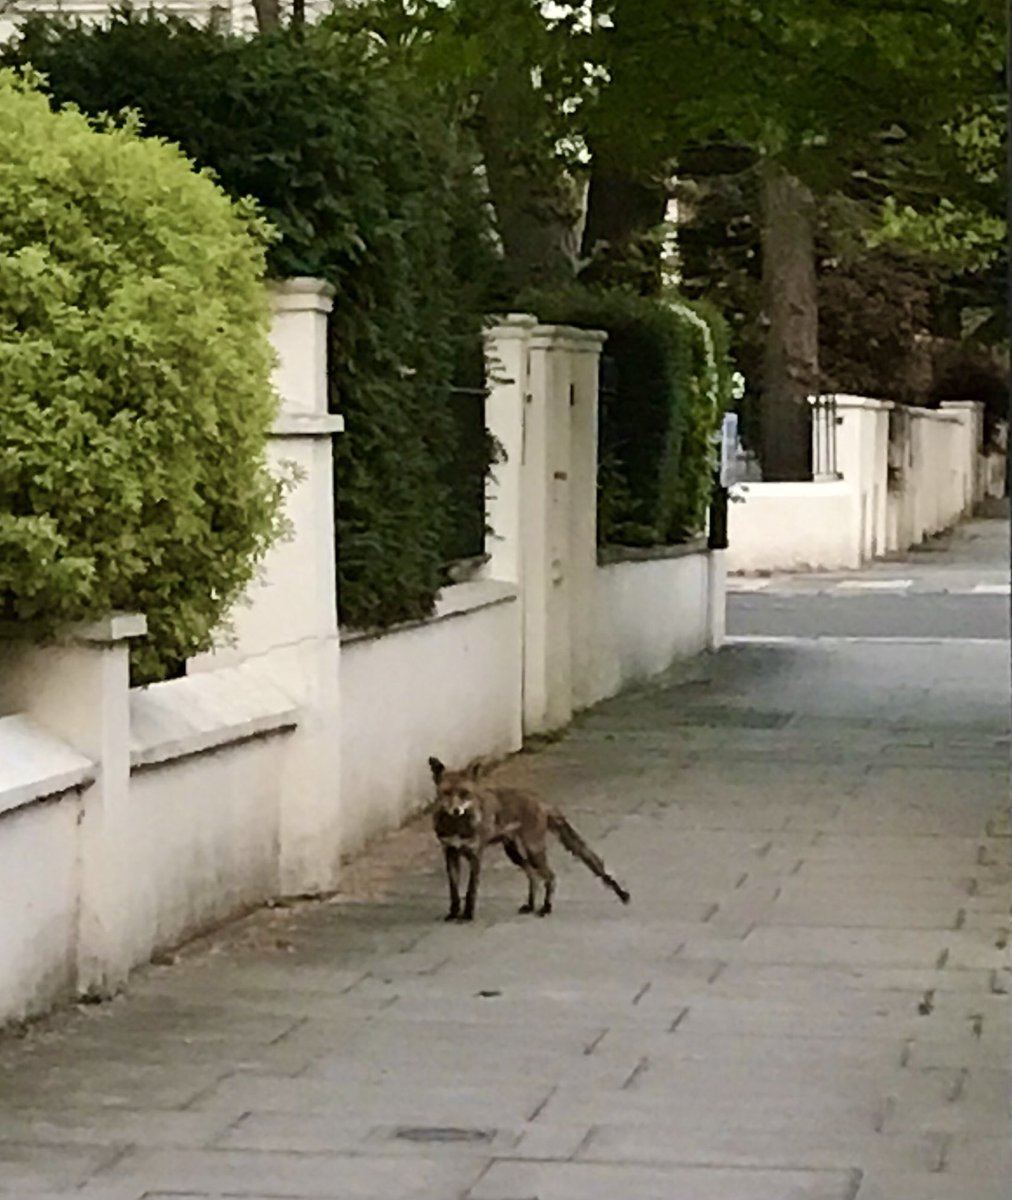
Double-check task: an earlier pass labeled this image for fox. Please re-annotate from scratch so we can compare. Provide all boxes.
[428,755,630,922]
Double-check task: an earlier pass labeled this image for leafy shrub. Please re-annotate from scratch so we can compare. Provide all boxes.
[521,286,732,546]
[0,68,282,682]
[668,294,735,537]
[7,12,503,630]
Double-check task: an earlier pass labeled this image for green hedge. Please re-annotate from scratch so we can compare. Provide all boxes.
[7,12,502,631]
[0,68,282,683]
[521,287,732,546]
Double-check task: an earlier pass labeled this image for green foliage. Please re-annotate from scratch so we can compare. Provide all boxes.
[676,115,1006,422]
[326,2,1004,473]
[0,68,282,683]
[522,286,732,546]
[873,197,1005,273]
[587,1,999,184]
[8,11,503,631]
[817,243,937,404]
[864,100,1006,287]
[665,295,735,537]
[331,0,594,292]
[674,153,764,442]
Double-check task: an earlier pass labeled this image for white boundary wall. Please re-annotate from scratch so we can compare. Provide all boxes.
[728,481,858,573]
[728,396,1004,575]
[589,547,712,703]
[338,581,523,857]
[0,288,721,1025]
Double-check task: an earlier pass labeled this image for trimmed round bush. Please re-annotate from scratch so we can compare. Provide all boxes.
[0,69,284,681]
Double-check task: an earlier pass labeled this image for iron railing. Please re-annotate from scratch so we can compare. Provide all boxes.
[439,383,489,568]
[599,353,619,411]
[810,395,840,479]
[439,334,491,573]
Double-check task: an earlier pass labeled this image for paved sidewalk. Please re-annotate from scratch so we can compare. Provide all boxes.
[729,514,1012,641]
[1,632,1009,1196]
[728,510,1011,593]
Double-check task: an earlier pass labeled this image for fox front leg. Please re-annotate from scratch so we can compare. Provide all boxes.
[461,848,482,921]
[443,845,462,921]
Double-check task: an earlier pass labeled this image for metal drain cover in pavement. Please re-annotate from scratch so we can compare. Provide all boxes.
[394,1126,495,1144]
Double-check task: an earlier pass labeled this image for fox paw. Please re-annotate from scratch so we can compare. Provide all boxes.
[518,903,535,914]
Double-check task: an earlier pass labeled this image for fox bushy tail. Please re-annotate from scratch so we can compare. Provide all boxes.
[547,812,630,904]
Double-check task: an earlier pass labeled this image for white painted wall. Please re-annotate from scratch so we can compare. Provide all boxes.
[0,698,93,1020]
[0,655,300,1023]
[124,738,287,966]
[727,480,858,573]
[833,396,890,564]
[522,329,576,734]
[589,549,712,705]
[121,667,297,967]
[339,582,523,856]
[483,317,719,725]
[0,651,299,1024]
[981,451,1006,500]
[729,397,1000,576]
[901,407,974,546]
[0,796,81,1022]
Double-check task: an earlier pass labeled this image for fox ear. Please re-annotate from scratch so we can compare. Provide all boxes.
[428,756,445,783]
[465,756,487,780]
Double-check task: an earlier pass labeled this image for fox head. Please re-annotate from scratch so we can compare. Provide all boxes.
[428,755,485,819]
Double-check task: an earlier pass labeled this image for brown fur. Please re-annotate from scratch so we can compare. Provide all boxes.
[428,755,630,921]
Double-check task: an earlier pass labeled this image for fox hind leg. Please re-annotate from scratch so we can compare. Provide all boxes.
[503,839,537,913]
[519,866,537,914]
[528,847,555,917]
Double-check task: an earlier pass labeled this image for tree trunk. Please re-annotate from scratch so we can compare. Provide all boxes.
[758,159,819,481]
[475,76,583,294]
[252,0,282,30]
[580,153,670,296]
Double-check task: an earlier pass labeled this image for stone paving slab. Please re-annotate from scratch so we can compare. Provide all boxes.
[14,1192,141,1200]
[0,1143,118,1192]
[710,962,996,995]
[468,1159,859,1200]
[572,1123,943,1173]
[190,1076,554,1126]
[729,925,960,967]
[0,1109,237,1150]
[0,1061,227,1111]
[93,1147,486,1198]
[0,563,1008,1200]
[213,1113,507,1157]
[855,1169,1011,1200]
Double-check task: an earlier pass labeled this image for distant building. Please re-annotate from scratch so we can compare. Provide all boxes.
[0,1,332,42]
